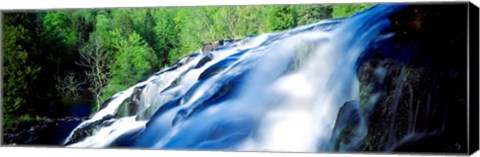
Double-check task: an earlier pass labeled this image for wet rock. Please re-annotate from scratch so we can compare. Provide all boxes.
[45,118,54,123]
[2,116,92,145]
[64,115,115,145]
[201,39,236,53]
[330,101,366,152]
[194,52,214,69]
[354,4,468,153]
[197,50,247,81]
[65,117,73,121]
[202,40,225,53]
[115,85,146,118]
[356,57,466,152]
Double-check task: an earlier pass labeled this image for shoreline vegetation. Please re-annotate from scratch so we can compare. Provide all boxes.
[2,4,374,144]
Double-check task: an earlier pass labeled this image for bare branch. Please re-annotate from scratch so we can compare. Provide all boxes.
[76,33,112,109]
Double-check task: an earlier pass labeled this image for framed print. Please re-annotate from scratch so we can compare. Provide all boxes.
[1,0,479,156]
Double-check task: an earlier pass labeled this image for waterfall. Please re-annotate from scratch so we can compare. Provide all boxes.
[64,4,408,152]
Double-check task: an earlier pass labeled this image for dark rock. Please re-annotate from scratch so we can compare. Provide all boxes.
[198,49,249,81]
[355,4,468,153]
[99,97,116,111]
[64,115,116,145]
[45,118,54,123]
[115,85,146,118]
[201,39,236,53]
[202,40,223,53]
[145,96,182,127]
[356,58,466,152]
[194,52,214,69]
[329,101,366,152]
[392,133,458,152]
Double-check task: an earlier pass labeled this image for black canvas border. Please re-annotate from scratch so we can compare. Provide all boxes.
[468,1,479,155]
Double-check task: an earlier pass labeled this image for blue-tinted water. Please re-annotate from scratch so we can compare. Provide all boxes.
[64,4,410,152]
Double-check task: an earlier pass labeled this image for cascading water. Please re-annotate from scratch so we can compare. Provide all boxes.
[64,4,423,152]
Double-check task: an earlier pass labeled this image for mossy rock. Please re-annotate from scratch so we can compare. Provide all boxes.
[330,101,366,151]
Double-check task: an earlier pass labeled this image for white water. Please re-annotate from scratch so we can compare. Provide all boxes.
[65,4,407,152]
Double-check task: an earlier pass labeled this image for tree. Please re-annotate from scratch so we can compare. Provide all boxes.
[235,6,267,36]
[331,4,376,18]
[55,71,87,102]
[173,8,209,54]
[71,10,96,45]
[2,18,41,114]
[100,32,158,107]
[265,5,298,32]
[76,33,111,108]
[151,8,179,67]
[42,11,78,53]
[296,5,333,25]
[111,9,135,35]
[212,7,238,39]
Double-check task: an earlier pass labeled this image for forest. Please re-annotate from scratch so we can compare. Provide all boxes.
[2,4,374,133]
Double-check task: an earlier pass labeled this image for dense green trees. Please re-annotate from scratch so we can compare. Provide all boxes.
[3,14,42,114]
[2,4,375,128]
[265,6,298,31]
[295,5,333,25]
[331,4,376,18]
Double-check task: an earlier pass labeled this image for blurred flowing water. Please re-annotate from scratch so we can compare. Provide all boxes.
[64,4,410,152]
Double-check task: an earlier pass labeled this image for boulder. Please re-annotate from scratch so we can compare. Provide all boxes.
[330,101,366,152]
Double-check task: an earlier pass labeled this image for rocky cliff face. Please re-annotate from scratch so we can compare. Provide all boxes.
[332,4,468,153]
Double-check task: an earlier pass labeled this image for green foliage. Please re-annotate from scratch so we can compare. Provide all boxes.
[233,6,267,36]
[331,4,376,18]
[100,32,158,106]
[151,9,179,66]
[2,23,41,114]
[113,32,157,85]
[2,14,42,115]
[71,10,96,43]
[42,11,78,53]
[295,5,333,25]
[265,6,297,32]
